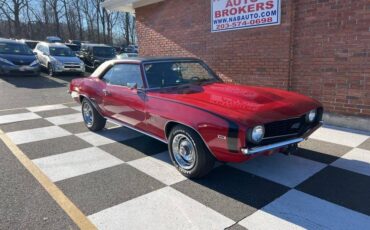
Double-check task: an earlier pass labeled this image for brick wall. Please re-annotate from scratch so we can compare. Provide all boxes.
[136,0,370,117]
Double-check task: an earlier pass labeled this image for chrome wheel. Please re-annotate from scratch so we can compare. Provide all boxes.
[82,102,94,127]
[171,134,196,170]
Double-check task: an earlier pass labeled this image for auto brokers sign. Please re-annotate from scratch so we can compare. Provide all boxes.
[211,0,281,32]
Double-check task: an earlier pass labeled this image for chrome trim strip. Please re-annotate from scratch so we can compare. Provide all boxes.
[106,118,168,144]
[241,138,304,155]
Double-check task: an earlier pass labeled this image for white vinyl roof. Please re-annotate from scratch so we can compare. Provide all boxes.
[102,0,163,13]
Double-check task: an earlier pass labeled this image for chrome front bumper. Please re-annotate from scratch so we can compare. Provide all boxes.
[241,138,304,155]
[241,122,323,155]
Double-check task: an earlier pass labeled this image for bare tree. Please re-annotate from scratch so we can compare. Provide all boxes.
[0,0,137,45]
[46,0,64,37]
[0,0,28,38]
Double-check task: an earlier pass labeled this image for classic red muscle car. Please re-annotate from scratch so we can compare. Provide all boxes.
[69,57,323,178]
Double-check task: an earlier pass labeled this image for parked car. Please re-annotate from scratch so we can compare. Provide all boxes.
[67,40,82,48]
[34,42,85,76]
[0,38,40,76]
[78,43,116,70]
[65,43,80,55]
[18,39,40,49]
[123,44,138,53]
[46,36,63,43]
[116,53,138,59]
[69,57,323,178]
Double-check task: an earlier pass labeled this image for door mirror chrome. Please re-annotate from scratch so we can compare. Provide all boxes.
[127,82,137,89]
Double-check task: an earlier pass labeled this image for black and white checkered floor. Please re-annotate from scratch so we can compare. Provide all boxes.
[1,103,369,229]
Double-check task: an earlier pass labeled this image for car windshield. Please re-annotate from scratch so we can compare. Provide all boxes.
[49,47,74,57]
[144,61,222,88]
[93,47,116,58]
[0,42,33,55]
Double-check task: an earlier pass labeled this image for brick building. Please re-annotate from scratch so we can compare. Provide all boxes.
[103,0,370,131]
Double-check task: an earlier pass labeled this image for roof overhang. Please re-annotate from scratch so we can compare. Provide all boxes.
[102,0,164,13]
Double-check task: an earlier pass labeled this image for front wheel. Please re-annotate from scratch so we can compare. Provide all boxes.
[168,125,215,178]
[48,63,56,76]
[82,99,106,131]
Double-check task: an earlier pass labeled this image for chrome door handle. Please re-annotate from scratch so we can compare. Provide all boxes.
[102,89,110,96]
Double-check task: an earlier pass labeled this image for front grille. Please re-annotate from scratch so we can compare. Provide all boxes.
[247,108,323,147]
[264,116,305,138]
[13,61,32,66]
[64,65,80,69]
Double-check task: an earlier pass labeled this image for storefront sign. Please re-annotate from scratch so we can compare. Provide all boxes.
[211,0,281,32]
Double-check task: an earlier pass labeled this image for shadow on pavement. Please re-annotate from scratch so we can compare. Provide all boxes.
[0,73,85,89]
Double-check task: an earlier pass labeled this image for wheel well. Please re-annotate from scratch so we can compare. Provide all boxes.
[79,95,85,103]
[165,121,199,140]
[165,121,217,158]
[165,121,179,139]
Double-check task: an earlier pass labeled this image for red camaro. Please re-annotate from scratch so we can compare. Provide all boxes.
[69,57,323,178]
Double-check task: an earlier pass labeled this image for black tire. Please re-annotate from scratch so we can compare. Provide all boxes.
[48,63,56,76]
[168,125,215,178]
[81,98,106,131]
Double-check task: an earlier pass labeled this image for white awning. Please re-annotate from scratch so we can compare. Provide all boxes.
[102,0,164,13]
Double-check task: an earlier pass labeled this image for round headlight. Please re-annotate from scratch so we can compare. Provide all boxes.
[306,109,317,123]
[250,125,265,143]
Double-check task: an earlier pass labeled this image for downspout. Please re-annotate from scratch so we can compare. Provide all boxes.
[287,0,296,91]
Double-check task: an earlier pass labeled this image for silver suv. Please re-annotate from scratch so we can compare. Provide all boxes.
[34,42,85,76]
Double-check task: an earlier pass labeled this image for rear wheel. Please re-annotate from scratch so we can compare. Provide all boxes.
[168,125,215,178]
[82,99,106,131]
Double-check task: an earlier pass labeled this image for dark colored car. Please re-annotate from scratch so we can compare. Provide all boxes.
[68,40,82,48]
[0,38,40,76]
[18,39,40,49]
[78,43,116,70]
[65,43,81,55]
[69,57,323,178]
[46,36,63,43]
[123,44,138,53]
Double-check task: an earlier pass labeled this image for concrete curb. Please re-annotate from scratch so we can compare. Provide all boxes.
[323,112,370,134]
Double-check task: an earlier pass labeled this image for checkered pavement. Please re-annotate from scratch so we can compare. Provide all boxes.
[1,103,370,230]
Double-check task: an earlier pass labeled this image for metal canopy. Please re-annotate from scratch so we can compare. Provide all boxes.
[102,0,164,13]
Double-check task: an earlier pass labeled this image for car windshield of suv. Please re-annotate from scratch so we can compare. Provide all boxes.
[93,47,116,57]
[49,47,74,57]
[0,42,33,55]
[144,61,221,88]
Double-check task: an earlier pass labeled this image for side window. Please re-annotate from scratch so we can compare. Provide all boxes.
[102,64,143,88]
[45,46,50,55]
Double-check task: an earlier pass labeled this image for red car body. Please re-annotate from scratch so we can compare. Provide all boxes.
[69,57,323,163]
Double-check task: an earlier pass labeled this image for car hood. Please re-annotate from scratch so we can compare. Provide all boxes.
[148,83,322,126]
[0,53,36,66]
[53,56,81,64]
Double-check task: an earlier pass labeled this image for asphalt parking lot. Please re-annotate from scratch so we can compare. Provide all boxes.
[0,73,370,229]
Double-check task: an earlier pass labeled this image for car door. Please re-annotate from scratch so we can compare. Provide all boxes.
[38,45,49,67]
[34,45,44,66]
[100,63,146,129]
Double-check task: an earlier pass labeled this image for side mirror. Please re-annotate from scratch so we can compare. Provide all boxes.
[127,82,137,89]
